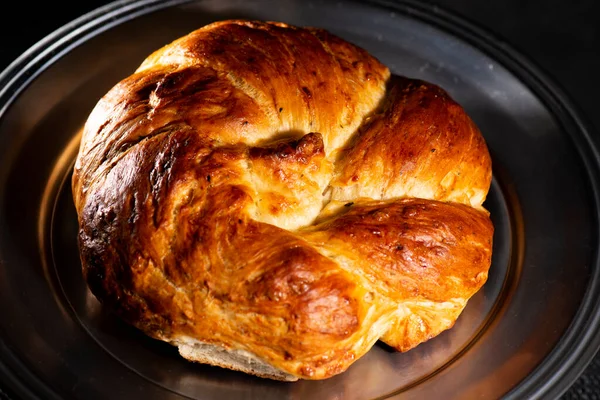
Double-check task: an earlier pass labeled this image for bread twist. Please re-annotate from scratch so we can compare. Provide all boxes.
[72,20,493,381]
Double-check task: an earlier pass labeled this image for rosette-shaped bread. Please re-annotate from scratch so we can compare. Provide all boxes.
[72,20,493,381]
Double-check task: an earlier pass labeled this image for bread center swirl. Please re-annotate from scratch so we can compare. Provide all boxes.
[72,20,494,380]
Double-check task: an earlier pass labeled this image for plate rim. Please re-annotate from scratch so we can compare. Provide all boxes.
[0,0,599,399]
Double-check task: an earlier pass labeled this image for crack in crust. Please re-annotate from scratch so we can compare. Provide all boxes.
[72,19,494,381]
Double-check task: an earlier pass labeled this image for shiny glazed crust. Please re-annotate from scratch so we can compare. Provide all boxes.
[72,20,494,381]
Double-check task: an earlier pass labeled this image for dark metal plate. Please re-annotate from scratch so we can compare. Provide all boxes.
[0,0,598,399]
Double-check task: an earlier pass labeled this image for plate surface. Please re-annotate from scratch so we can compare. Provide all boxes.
[0,0,599,399]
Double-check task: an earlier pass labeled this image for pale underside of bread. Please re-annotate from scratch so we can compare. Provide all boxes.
[174,337,298,381]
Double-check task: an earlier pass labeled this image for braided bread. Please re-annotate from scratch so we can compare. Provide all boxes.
[72,19,493,381]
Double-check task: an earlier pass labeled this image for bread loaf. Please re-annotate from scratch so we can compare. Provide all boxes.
[72,19,494,381]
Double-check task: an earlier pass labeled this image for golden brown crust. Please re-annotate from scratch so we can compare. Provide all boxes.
[330,75,492,208]
[302,198,493,351]
[72,19,494,380]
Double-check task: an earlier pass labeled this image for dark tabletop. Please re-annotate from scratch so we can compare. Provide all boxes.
[1,1,599,399]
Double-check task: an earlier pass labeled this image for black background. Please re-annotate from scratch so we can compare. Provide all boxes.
[1,0,599,398]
